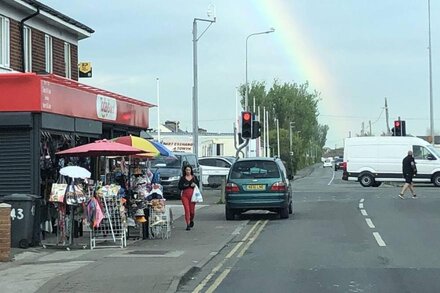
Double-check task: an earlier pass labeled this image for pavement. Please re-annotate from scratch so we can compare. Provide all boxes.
[0,165,316,293]
[0,189,249,293]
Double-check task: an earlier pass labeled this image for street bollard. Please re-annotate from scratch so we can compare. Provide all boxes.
[219,176,226,204]
[0,203,11,262]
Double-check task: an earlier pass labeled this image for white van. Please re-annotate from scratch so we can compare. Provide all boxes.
[342,136,440,187]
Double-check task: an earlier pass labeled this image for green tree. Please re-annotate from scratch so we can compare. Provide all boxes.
[240,80,328,174]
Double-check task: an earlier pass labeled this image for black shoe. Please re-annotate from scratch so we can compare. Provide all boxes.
[189,221,194,228]
[186,225,191,231]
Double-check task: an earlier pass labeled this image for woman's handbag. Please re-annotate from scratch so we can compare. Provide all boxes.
[65,184,78,206]
[191,186,203,203]
[49,177,67,203]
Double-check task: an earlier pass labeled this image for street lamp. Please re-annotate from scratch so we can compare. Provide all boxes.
[289,122,294,156]
[192,12,216,157]
[428,0,434,144]
[245,28,275,111]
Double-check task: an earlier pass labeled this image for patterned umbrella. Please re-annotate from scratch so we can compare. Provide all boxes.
[113,135,175,158]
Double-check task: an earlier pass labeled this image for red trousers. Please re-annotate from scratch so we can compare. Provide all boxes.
[181,188,196,225]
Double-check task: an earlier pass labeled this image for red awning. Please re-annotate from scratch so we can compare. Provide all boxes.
[0,73,155,129]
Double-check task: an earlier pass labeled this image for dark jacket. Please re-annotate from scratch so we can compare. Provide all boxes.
[402,155,416,175]
[178,175,199,191]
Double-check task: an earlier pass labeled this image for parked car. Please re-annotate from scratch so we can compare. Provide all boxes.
[334,157,343,171]
[323,158,333,168]
[150,152,200,197]
[199,156,236,187]
[225,157,293,220]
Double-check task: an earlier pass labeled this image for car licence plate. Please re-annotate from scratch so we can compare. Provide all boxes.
[247,184,265,191]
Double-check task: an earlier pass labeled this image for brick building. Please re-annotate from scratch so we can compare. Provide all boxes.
[0,0,93,78]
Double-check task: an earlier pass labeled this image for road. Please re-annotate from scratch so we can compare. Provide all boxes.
[179,165,440,292]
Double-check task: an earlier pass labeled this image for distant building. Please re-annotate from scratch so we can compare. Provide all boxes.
[142,121,237,156]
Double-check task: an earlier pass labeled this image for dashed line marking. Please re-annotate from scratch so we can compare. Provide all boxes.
[373,232,386,247]
[359,203,364,209]
[365,218,375,228]
[360,209,368,216]
[360,198,364,203]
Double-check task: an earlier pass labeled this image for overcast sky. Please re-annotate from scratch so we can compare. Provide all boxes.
[43,0,440,148]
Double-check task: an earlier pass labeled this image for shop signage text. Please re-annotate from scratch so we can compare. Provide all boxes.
[96,95,117,121]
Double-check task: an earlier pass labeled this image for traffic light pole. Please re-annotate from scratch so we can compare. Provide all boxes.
[235,139,250,160]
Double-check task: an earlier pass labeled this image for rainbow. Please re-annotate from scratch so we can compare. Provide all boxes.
[249,0,351,145]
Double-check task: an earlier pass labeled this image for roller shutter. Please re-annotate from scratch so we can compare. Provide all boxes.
[0,129,32,195]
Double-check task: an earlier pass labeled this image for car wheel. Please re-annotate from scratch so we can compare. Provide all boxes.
[359,173,374,187]
[288,201,293,214]
[433,173,440,187]
[280,207,289,219]
[225,207,235,220]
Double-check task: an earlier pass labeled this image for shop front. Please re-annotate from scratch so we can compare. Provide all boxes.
[0,73,154,242]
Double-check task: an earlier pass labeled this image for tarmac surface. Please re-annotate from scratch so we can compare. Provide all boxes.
[0,165,315,293]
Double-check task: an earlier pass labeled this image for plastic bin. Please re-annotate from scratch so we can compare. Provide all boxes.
[0,194,39,248]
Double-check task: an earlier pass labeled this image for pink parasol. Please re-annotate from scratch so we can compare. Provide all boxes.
[55,139,145,157]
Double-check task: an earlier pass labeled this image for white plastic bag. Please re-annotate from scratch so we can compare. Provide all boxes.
[191,186,203,203]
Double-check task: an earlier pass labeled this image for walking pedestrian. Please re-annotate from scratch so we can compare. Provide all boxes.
[178,164,200,230]
[399,150,417,199]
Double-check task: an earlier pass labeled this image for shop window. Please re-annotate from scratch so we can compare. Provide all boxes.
[0,15,10,68]
[64,42,71,79]
[45,35,53,73]
[23,26,32,72]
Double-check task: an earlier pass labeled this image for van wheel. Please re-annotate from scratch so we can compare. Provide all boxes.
[433,173,440,187]
[359,173,374,187]
[372,181,382,187]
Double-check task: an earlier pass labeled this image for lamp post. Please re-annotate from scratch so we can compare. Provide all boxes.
[428,0,434,144]
[245,28,275,111]
[192,15,216,157]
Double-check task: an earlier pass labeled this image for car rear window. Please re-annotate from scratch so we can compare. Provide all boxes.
[230,161,280,179]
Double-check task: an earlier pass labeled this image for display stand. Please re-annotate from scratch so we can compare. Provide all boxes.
[148,205,171,240]
[90,188,126,249]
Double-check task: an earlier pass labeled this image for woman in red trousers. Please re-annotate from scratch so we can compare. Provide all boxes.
[178,165,200,231]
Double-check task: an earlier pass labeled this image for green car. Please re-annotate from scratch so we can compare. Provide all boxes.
[225,157,294,220]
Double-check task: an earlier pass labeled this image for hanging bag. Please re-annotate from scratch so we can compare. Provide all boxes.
[191,185,203,203]
[49,176,67,203]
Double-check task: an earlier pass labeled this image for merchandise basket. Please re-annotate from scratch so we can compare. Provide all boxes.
[148,204,171,240]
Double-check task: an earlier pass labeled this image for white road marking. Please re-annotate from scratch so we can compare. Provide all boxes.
[365,218,375,229]
[359,203,364,209]
[373,232,386,247]
[360,198,364,203]
[360,209,368,216]
[328,170,335,185]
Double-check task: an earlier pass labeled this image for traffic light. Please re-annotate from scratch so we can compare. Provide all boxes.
[401,120,406,136]
[252,120,261,139]
[394,120,401,136]
[241,111,252,139]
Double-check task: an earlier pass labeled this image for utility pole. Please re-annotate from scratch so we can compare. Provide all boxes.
[428,0,435,144]
[369,120,372,136]
[385,97,391,135]
[361,122,365,136]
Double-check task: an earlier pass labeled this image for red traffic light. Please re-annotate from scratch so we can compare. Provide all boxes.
[394,121,400,127]
[242,112,251,121]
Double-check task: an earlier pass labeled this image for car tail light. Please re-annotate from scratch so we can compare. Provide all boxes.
[226,183,239,193]
[270,181,286,192]
[340,162,347,171]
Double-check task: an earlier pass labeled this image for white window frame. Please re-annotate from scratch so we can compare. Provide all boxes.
[45,35,53,73]
[23,26,32,72]
[64,42,71,79]
[0,16,10,68]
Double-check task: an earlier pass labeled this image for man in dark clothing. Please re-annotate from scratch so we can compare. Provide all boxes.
[399,150,417,199]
